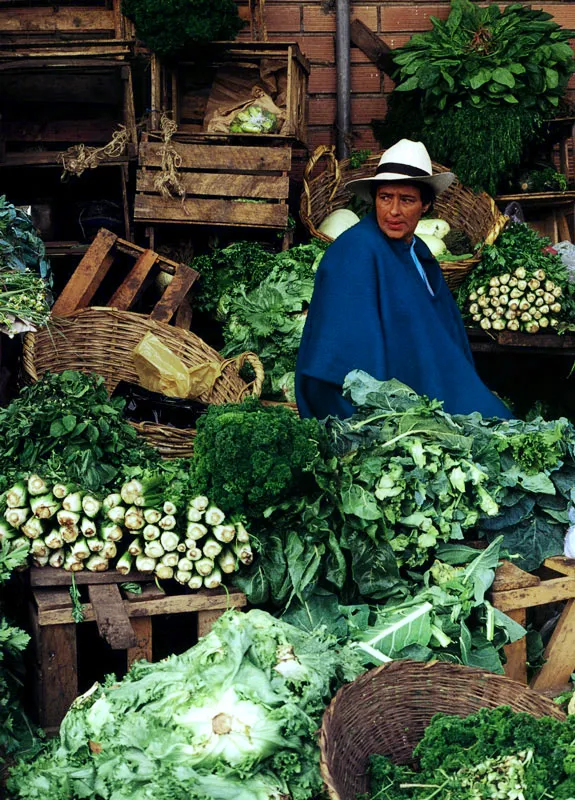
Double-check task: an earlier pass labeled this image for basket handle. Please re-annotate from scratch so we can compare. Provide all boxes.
[483,201,509,247]
[22,332,38,383]
[219,351,265,400]
[301,145,341,230]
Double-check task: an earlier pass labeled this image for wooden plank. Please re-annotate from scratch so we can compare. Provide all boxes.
[127,616,152,667]
[30,567,151,587]
[88,584,137,649]
[544,557,575,576]
[175,297,193,330]
[134,195,289,229]
[38,589,247,626]
[1,118,119,143]
[491,575,575,612]
[137,170,289,200]
[149,262,199,324]
[350,18,394,77]
[0,151,130,167]
[51,228,117,316]
[139,141,292,172]
[123,583,166,603]
[501,609,527,685]
[107,248,158,309]
[30,608,78,730]
[531,598,575,692]
[0,7,115,33]
[197,608,225,639]
[33,588,73,612]
[114,238,180,275]
[491,561,540,592]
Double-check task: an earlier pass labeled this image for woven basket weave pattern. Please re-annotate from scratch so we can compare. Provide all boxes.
[319,660,565,800]
[300,147,508,289]
[22,307,264,458]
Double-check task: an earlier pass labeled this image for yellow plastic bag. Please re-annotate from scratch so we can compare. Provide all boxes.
[132,332,191,398]
[187,361,223,400]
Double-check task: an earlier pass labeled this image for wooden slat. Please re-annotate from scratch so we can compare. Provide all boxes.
[491,575,575,612]
[30,566,151,587]
[491,561,540,592]
[123,583,165,603]
[136,170,289,200]
[114,237,180,274]
[134,195,288,228]
[33,588,73,612]
[139,140,292,172]
[149,262,199,324]
[544,557,575,576]
[37,589,247,626]
[51,228,117,316]
[0,151,130,167]
[1,118,118,143]
[0,7,115,33]
[501,609,527,685]
[107,248,158,309]
[175,297,193,330]
[531,598,575,693]
[88,583,137,649]
[197,608,225,639]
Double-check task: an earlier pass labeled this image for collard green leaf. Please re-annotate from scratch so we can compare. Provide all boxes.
[281,588,348,639]
[487,515,564,572]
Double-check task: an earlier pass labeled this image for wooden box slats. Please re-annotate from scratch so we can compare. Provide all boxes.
[150,41,309,147]
[0,0,134,44]
[135,138,291,229]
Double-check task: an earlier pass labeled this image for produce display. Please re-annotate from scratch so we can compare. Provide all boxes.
[459,222,573,333]
[0,197,52,337]
[414,218,473,261]
[8,609,363,800]
[363,706,575,799]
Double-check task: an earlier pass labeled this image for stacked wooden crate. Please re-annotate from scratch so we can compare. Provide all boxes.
[135,41,309,246]
[0,0,137,243]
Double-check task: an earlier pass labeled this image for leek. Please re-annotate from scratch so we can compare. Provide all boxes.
[218,549,238,574]
[144,540,164,559]
[159,514,176,531]
[60,524,79,544]
[160,530,179,552]
[190,495,209,512]
[155,564,173,581]
[101,541,117,560]
[82,495,101,519]
[28,474,48,496]
[202,537,222,559]
[62,491,83,512]
[125,507,145,530]
[195,556,215,577]
[187,522,208,540]
[31,494,59,519]
[203,567,223,589]
[101,522,123,542]
[187,574,203,590]
[6,481,27,508]
[86,554,109,572]
[107,505,126,524]
[116,551,133,575]
[5,508,29,528]
[212,524,236,544]
[128,538,144,557]
[80,517,97,538]
[48,548,65,568]
[57,509,81,528]
[135,554,156,573]
[71,538,90,561]
[53,483,75,500]
[21,517,44,540]
[143,508,162,525]
[160,552,179,568]
[143,524,161,541]
[204,506,225,526]
[175,569,192,585]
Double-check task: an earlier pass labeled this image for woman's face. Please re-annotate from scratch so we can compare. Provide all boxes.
[374,182,430,243]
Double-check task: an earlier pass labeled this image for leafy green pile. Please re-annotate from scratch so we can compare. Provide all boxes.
[220,241,327,399]
[373,0,575,193]
[364,706,575,799]
[8,609,363,800]
[192,398,326,515]
[121,0,243,58]
[0,539,41,775]
[0,371,159,492]
[0,197,51,282]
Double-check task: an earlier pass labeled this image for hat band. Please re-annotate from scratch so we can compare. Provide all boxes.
[375,162,430,178]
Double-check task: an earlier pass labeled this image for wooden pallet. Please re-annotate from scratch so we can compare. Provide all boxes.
[491,556,575,694]
[51,227,199,327]
[28,567,247,731]
[135,133,291,231]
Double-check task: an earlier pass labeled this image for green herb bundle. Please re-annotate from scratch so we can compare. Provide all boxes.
[373,0,575,194]
[121,0,243,58]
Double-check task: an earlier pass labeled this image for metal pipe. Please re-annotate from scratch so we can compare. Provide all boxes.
[335,0,351,159]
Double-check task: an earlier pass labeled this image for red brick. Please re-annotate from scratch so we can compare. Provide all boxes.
[265,4,301,32]
[351,95,387,125]
[267,34,335,63]
[309,64,382,94]
[309,95,337,125]
[307,128,335,151]
[350,126,381,153]
[533,5,575,28]
[302,5,377,32]
[380,5,450,32]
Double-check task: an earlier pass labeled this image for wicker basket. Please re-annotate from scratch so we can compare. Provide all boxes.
[300,145,508,290]
[319,660,565,800]
[22,307,264,458]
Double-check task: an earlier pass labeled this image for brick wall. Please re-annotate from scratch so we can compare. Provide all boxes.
[235,0,575,182]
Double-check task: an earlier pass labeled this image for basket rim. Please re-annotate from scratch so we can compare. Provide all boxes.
[319,659,566,800]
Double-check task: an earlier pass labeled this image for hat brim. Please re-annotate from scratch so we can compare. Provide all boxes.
[345,171,456,203]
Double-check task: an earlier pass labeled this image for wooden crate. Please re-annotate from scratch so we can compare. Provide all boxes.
[0,56,137,167]
[150,41,309,146]
[134,132,291,230]
[27,567,247,732]
[0,0,134,47]
[51,227,199,328]
[491,556,575,694]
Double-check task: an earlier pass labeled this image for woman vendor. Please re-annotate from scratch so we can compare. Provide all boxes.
[295,138,512,421]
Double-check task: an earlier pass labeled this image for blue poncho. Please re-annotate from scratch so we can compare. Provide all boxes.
[295,212,512,420]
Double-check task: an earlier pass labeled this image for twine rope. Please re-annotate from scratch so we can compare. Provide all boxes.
[152,114,189,214]
[59,126,129,179]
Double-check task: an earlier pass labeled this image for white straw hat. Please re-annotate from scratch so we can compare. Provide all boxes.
[346,139,456,202]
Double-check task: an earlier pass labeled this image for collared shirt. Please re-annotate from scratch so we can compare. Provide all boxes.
[410,239,434,296]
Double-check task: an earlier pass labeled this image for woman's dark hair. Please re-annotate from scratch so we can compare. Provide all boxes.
[370,181,436,210]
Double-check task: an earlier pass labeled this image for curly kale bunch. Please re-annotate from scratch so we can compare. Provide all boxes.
[191,398,327,515]
[121,0,244,58]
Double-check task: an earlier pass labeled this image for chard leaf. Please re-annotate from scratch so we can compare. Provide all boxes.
[341,483,381,520]
[493,607,527,643]
[465,644,504,673]
[356,601,433,659]
[281,588,348,639]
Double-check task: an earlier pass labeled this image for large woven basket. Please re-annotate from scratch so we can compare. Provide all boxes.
[319,660,565,800]
[300,145,508,290]
[22,307,264,458]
